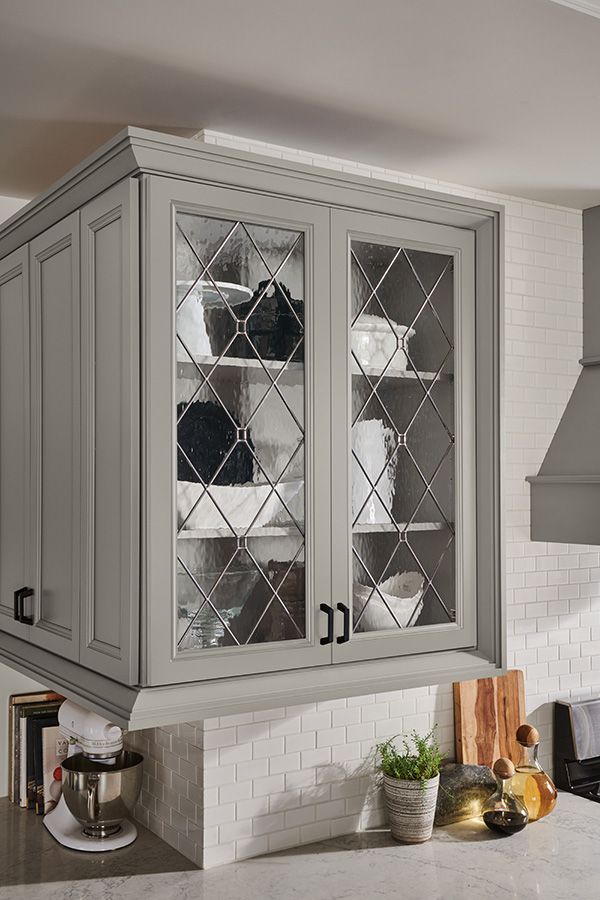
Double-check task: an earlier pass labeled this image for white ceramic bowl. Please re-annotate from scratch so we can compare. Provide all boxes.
[353,571,425,631]
[176,280,253,360]
[352,314,415,372]
[177,479,304,532]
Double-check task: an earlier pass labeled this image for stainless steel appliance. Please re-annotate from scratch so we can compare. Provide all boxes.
[554,698,600,800]
[44,699,143,851]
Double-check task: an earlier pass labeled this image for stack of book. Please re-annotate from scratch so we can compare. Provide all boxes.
[8,691,66,815]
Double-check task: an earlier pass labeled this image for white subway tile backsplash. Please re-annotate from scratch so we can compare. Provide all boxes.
[253,774,285,797]
[235,835,270,861]
[285,732,316,753]
[268,827,301,853]
[253,737,285,759]
[253,812,286,836]
[239,759,269,781]
[269,753,301,775]
[284,806,316,828]
[219,819,254,844]
[128,130,594,870]
[219,781,253,805]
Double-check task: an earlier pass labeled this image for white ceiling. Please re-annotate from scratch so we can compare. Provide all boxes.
[1,0,600,207]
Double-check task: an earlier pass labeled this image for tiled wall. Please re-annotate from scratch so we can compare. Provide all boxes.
[129,131,592,869]
[127,722,204,867]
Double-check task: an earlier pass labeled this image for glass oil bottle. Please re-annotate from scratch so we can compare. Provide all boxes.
[511,724,557,821]
[482,757,528,836]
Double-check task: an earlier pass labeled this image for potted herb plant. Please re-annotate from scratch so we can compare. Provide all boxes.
[375,728,445,843]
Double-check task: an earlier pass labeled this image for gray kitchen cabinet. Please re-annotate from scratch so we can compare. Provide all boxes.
[0,246,31,640]
[0,129,503,728]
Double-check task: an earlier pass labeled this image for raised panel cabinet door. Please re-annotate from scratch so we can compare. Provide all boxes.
[29,214,80,659]
[0,246,32,638]
[143,176,331,685]
[331,209,477,664]
[79,180,139,684]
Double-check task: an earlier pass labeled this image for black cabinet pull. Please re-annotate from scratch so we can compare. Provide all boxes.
[337,602,350,644]
[13,588,21,621]
[16,587,34,625]
[319,603,334,645]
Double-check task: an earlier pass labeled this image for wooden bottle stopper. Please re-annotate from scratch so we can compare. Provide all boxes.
[516,723,540,747]
[493,757,515,780]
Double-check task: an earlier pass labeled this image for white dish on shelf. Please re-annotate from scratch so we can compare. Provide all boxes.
[176,281,253,360]
[353,571,425,631]
[177,479,304,533]
[352,314,415,372]
[177,280,253,308]
[352,419,397,525]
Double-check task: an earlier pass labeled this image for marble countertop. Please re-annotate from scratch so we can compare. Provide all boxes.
[1,791,599,900]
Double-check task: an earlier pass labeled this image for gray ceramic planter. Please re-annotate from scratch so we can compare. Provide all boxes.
[383,773,440,843]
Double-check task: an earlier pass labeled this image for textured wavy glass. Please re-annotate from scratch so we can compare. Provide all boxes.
[350,240,455,633]
[175,213,306,650]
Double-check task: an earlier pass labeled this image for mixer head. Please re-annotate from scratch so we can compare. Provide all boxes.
[58,699,123,760]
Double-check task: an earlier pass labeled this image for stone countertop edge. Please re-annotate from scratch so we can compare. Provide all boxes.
[0,791,597,900]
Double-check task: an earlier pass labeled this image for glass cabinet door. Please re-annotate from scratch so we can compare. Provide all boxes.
[175,212,307,652]
[331,210,476,663]
[145,178,331,683]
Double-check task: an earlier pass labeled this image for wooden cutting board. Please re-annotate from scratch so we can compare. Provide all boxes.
[453,669,527,767]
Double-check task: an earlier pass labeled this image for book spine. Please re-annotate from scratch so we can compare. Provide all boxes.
[19,726,27,808]
[8,704,14,803]
[17,704,61,807]
[14,709,21,806]
[27,719,35,809]
[8,694,64,806]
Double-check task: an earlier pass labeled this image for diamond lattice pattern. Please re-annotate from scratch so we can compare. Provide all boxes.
[351,240,456,632]
[175,213,306,650]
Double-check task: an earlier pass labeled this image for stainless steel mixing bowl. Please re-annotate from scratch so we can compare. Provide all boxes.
[61,750,144,839]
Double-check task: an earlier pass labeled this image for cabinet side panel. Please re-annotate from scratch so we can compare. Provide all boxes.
[0,249,29,636]
[80,179,139,685]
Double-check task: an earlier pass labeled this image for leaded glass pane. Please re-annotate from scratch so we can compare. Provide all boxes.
[351,239,455,633]
[175,212,306,651]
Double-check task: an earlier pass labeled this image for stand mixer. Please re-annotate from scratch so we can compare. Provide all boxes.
[43,699,143,851]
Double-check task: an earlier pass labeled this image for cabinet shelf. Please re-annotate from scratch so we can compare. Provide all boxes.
[352,362,453,382]
[178,525,301,539]
[177,521,449,540]
[353,521,451,534]
[178,355,451,386]
[178,355,303,384]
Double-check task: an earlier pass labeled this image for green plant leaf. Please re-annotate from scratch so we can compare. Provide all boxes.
[374,727,445,789]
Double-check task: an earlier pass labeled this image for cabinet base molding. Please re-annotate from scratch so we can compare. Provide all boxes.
[0,631,503,729]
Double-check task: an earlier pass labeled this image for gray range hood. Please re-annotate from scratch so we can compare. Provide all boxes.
[527,205,600,544]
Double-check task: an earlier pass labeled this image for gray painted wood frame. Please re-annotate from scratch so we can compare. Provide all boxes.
[475,212,504,667]
[28,214,81,661]
[79,179,140,684]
